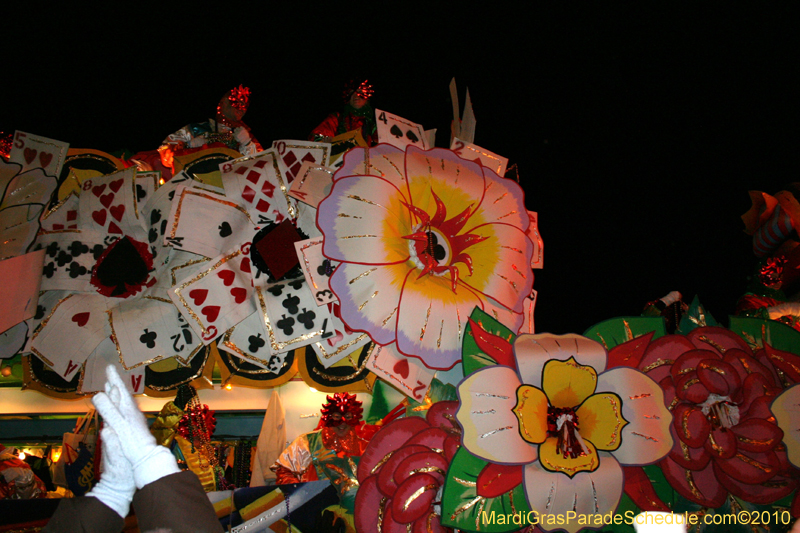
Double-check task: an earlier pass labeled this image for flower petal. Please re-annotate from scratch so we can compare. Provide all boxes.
[542,357,598,409]
[474,163,530,230]
[538,436,600,477]
[576,392,627,452]
[456,365,537,464]
[318,174,411,264]
[459,222,533,313]
[660,456,727,508]
[596,367,674,466]
[336,144,411,195]
[329,262,406,345]
[523,453,623,533]
[395,270,485,370]
[513,385,549,445]
[769,383,800,468]
[516,333,607,391]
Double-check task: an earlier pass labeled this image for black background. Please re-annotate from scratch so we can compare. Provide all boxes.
[4,4,799,335]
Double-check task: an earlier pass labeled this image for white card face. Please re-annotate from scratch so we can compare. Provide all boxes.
[0,250,44,334]
[35,230,105,292]
[451,138,508,177]
[40,193,80,232]
[78,167,144,240]
[255,277,333,354]
[521,290,538,334]
[287,162,335,208]
[220,150,294,224]
[171,246,256,344]
[79,337,146,394]
[217,309,273,369]
[366,343,435,402]
[375,110,429,150]
[110,297,205,369]
[140,173,190,262]
[29,293,111,380]
[311,302,371,368]
[271,140,332,183]
[527,211,543,269]
[294,238,338,306]
[23,290,70,354]
[165,186,254,258]
[8,131,69,176]
[133,171,161,221]
[143,249,211,301]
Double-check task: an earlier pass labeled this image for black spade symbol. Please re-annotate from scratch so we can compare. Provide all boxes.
[95,237,149,297]
[218,221,233,237]
[406,130,419,144]
[390,124,403,138]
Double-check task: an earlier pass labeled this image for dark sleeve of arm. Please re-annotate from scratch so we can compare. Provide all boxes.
[43,496,124,533]
[132,471,223,533]
[309,113,340,141]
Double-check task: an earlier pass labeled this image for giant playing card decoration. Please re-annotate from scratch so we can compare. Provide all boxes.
[317,145,534,370]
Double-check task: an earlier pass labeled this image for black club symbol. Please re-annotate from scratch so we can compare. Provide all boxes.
[297,309,316,330]
[282,294,300,314]
[276,315,295,335]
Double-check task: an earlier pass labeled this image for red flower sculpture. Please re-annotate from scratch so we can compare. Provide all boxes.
[636,326,794,507]
[355,401,460,533]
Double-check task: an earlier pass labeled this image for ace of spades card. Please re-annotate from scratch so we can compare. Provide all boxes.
[78,167,145,240]
[165,185,254,258]
[79,337,146,394]
[28,293,111,381]
[287,162,335,209]
[256,277,333,354]
[375,109,429,151]
[9,131,69,177]
[271,140,331,184]
[294,238,338,306]
[170,246,256,344]
[220,150,293,224]
[366,343,435,402]
[110,297,204,369]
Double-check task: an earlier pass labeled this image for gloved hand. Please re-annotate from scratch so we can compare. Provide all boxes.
[188,136,206,148]
[234,126,251,146]
[93,365,180,489]
[86,427,135,518]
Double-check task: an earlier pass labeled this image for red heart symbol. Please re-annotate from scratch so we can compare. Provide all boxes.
[201,305,220,323]
[217,269,235,286]
[23,147,36,165]
[108,222,122,234]
[110,204,125,221]
[100,193,114,208]
[92,209,107,226]
[241,185,256,204]
[92,184,107,197]
[109,179,123,193]
[189,289,208,305]
[230,287,247,304]
[393,358,410,379]
[72,312,90,327]
[39,152,53,169]
[240,257,251,273]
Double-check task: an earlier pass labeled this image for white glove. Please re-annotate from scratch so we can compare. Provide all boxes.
[188,136,206,148]
[93,366,180,489]
[86,427,135,518]
[234,126,251,146]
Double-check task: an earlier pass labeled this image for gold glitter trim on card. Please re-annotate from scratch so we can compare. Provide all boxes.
[299,239,324,289]
[314,332,370,360]
[23,354,85,394]
[41,192,76,220]
[221,325,271,367]
[169,188,253,239]
[28,293,80,368]
[171,257,210,285]
[174,249,242,335]
[146,347,211,391]
[312,351,370,381]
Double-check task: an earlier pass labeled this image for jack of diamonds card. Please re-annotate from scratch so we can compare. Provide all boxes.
[8,131,69,176]
[28,293,112,381]
[165,185,254,258]
[109,297,204,369]
[366,343,435,402]
[254,276,333,354]
[220,149,293,223]
[271,140,331,183]
[375,110,430,150]
[170,245,256,344]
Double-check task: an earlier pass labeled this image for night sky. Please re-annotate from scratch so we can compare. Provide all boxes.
[5,5,799,335]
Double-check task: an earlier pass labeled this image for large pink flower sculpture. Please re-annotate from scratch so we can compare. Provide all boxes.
[636,326,793,507]
[456,333,673,533]
[317,145,533,370]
